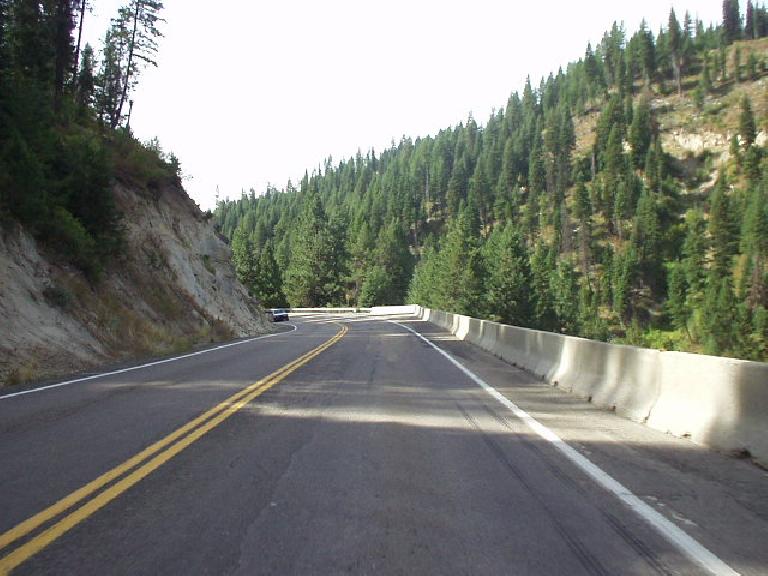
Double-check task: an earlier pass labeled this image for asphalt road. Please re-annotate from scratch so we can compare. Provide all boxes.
[0,314,766,575]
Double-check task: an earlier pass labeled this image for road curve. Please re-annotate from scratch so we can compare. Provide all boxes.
[0,315,766,575]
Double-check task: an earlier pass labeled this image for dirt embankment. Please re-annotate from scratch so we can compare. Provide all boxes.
[0,182,270,387]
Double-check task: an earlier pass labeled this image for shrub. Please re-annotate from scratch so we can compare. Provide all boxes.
[43,284,74,310]
[46,207,102,280]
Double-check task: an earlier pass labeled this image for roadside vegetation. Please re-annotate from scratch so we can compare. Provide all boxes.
[0,0,177,280]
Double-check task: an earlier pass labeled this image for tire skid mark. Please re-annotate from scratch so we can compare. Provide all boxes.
[479,402,674,576]
[457,403,611,576]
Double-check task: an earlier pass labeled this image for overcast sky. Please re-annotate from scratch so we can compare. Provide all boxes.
[83,1,725,209]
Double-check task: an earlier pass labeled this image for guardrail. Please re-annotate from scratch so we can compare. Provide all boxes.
[288,306,420,316]
[415,306,768,466]
[288,308,370,314]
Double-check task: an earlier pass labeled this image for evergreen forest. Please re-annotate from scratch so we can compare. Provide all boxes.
[0,0,177,279]
[216,1,768,362]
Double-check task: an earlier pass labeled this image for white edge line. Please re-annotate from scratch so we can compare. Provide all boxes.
[0,323,299,401]
[391,320,740,576]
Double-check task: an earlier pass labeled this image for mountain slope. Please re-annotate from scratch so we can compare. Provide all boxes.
[0,179,269,387]
[214,16,768,362]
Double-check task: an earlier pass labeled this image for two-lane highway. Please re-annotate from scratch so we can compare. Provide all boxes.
[1,315,766,575]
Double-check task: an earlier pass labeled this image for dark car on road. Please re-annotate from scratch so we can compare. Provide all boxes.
[267,308,290,322]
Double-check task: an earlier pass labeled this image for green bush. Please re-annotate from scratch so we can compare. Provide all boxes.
[46,207,102,280]
[43,284,74,310]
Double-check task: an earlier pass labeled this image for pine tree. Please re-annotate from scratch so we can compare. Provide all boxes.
[741,185,768,309]
[747,52,758,80]
[722,0,742,44]
[75,43,95,119]
[573,179,592,274]
[682,209,707,299]
[629,97,652,168]
[717,41,728,83]
[612,245,637,324]
[551,259,580,334]
[530,240,558,331]
[283,191,347,307]
[701,273,738,355]
[349,221,373,302]
[408,245,440,308]
[366,220,413,305]
[577,282,608,341]
[438,203,486,316]
[52,0,75,114]
[666,262,690,335]
[97,0,164,129]
[632,189,663,295]
[483,223,532,326]
[254,242,286,307]
[709,176,737,277]
[231,224,259,293]
[701,55,712,92]
[668,9,683,95]
[359,265,391,307]
[739,95,757,148]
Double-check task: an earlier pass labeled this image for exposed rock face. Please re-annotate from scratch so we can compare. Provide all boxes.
[663,129,767,159]
[0,182,270,387]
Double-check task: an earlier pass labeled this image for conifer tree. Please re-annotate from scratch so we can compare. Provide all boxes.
[682,209,707,299]
[231,224,259,293]
[254,242,286,308]
[530,240,557,331]
[573,179,592,274]
[739,95,757,148]
[98,0,164,129]
[709,176,737,277]
[438,202,486,316]
[359,265,391,307]
[483,223,532,326]
[408,245,440,309]
[52,0,75,114]
[722,0,742,44]
[283,191,347,307]
[612,245,637,324]
[632,189,663,294]
[701,274,738,355]
[629,97,652,168]
[666,262,690,334]
[577,282,607,341]
[747,52,758,80]
[668,9,683,94]
[75,43,95,119]
[741,185,768,308]
[551,259,580,334]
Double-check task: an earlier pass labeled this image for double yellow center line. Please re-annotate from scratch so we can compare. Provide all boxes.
[0,324,348,575]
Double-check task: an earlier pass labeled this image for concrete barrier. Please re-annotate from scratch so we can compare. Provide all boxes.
[369,305,419,316]
[413,306,768,465]
[289,307,370,314]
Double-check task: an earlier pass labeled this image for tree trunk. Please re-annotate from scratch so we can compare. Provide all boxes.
[72,0,87,81]
[672,54,682,95]
[113,1,140,129]
[53,0,72,115]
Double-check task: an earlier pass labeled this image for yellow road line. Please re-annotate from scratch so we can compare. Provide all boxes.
[0,324,347,575]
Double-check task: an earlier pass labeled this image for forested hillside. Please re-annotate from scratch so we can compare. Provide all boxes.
[216,0,768,362]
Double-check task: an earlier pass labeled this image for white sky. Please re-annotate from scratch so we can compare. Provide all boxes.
[82,1,726,210]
